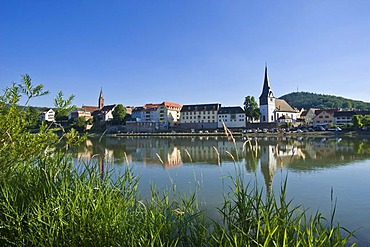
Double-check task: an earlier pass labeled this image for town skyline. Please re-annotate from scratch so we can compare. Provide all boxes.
[1,1,370,107]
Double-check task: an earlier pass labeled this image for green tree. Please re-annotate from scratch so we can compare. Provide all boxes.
[244,96,260,123]
[352,115,363,128]
[363,115,370,127]
[112,104,126,124]
[70,116,87,132]
[0,75,56,174]
[53,91,75,121]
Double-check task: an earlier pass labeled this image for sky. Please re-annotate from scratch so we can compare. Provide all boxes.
[1,0,370,108]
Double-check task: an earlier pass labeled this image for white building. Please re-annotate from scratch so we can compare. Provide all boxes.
[39,109,55,122]
[217,106,246,129]
[157,102,182,127]
[180,103,221,130]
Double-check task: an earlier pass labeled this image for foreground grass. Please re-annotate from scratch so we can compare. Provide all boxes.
[0,152,356,247]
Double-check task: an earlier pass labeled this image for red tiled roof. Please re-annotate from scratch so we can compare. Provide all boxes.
[144,103,160,110]
[162,101,182,110]
[82,105,100,113]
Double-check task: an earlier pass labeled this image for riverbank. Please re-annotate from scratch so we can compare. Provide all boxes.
[96,129,370,138]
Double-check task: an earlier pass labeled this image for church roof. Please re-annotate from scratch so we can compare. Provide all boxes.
[100,104,116,113]
[259,66,274,99]
[275,99,297,113]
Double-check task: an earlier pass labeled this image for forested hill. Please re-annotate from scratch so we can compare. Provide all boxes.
[280,92,370,110]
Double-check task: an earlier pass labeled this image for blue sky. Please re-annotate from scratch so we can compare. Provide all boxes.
[1,0,369,108]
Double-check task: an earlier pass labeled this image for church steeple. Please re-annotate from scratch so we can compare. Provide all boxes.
[98,87,104,109]
[259,65,274,106]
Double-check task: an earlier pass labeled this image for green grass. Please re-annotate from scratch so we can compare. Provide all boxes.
[0,151,357,246]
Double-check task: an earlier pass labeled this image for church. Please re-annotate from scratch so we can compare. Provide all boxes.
[259,66,300,123]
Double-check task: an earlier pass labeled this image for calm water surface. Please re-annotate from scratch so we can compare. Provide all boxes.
[73,135,370,245]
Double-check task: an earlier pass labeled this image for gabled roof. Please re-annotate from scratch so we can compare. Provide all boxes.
[275,99,297,113]
[132,106,144,112]
[218,106,245,114]
[100,104,116,112]
[180,103,221,112]
[82,105,100,113]
[162,101,182,110]
[40,108,54,114]
[144,103,160,110]
[300,110,308,117]
[314,109,337,115]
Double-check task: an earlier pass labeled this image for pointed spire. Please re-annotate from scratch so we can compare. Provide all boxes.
[263,65,270,92]
[98,87,104,109]
[259,64,274,105]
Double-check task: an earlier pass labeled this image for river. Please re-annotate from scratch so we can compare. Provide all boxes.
[72,135,370,245]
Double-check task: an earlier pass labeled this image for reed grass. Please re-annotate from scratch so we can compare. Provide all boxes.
[0,149,357,246]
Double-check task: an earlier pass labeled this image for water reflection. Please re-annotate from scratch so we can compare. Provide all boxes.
[72,136,370,190]
[71,136,370,245]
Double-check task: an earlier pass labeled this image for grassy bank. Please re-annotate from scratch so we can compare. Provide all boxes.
[0,152,356,246]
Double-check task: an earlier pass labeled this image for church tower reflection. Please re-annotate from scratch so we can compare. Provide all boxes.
[259,142,305,193]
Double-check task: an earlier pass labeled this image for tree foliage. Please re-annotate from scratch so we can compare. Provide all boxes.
[112,104,126,124]
[352,114,370,128]
[280,92,370,110]
[244,96,260,123]
[53,91,76,120]
[70,116,87,132]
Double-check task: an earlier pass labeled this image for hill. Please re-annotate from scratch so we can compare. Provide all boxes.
[280,92,370,110]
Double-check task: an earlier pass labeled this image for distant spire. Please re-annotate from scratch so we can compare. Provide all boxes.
[98,87,104,109]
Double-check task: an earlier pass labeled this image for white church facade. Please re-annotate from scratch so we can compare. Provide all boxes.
[259,66,300,123]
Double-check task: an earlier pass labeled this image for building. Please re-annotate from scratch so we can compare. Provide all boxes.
[259,66,300,123]
[94,104,117,122]
[143,103,160,122]
[180,103,221,130]
[68,107,94,121]
[334,110,370,125]
[217,106,246,129]
[39,109,55,122]
[131,107,145,121]
[299,108,319,126]
[312,109,336,127]
[127,101,181,132]
[157,102,182,127]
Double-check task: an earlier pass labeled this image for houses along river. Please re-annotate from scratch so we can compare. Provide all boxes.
[72,135,370,245]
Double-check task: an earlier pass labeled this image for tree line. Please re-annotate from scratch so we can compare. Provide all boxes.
[280,92,370,110]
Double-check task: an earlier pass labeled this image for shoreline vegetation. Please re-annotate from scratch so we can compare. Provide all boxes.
[0,78,359,246]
